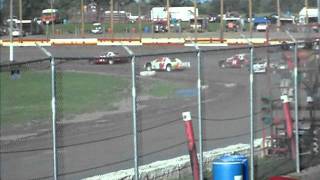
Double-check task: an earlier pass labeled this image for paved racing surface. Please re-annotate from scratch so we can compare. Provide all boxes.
[0,45,280,179]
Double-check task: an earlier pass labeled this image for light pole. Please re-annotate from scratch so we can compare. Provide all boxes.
[220,0,224,41]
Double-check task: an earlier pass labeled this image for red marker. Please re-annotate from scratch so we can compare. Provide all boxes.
[182,112,199,180]
[282,95,293,139]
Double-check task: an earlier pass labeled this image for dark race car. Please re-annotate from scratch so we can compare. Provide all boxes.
[218,53,249,68]
[90,51,129,65]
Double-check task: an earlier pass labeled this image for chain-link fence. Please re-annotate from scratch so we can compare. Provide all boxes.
[0,40,320,180]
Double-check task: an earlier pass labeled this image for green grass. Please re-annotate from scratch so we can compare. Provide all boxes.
[0,71,188,125]
[52,22,153,34]
[0,71,129,124]
[148,82,182,97]
[48,21,253,34]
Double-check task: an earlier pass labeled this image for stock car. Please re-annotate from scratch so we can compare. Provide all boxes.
[252,61,267,73]
[218,53,249,68]
[144,57,190,72]
[90,51,129,65]
[91,23,103,34]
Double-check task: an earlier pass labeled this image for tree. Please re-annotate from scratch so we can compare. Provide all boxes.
[149,0,192,7]
[21,0,49,19]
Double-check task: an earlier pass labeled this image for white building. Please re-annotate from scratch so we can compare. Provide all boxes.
[150,7,198,22]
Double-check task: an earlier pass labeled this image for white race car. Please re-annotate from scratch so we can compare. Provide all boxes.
[252,61,267,73]
[91,23,103,34]
[144,57,190,72]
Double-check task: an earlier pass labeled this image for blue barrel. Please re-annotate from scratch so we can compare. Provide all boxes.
[212,160,243,180]
[219,154,248,180]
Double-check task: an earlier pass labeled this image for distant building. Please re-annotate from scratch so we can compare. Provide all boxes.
[41,9,61,24]
[104,11,130,22]
[299,7,319,24]
[150,7,198,22]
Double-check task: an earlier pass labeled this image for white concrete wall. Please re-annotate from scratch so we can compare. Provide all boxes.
[84,139,264,180]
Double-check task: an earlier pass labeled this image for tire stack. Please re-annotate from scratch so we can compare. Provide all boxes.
[312,128,320,154]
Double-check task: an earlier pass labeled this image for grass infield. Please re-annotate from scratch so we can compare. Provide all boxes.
[0,71,187,124]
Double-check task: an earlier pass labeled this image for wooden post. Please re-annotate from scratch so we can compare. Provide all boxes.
[51,0,54,37]
[110,0,114,34]
[249,0,252,37]
[277,0,281,31]
[194,0,198,40]
[19,0,22,39]
[220,0,224,42]
[305,0,309,24]
[81,0,84,36]
[166,0,170,33]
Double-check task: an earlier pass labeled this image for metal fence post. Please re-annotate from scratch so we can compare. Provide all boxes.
[241,34,255,180]
[122,45,139,180]
[51,55,58,180]
[249,45,254,180]
[285,31,301,173]
[35,44,58,180]
[192,42,203,180]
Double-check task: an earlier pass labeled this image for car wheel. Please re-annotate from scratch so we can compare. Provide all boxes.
[146,64,152,71]
[108,60,114,65]
[166,64,172,72]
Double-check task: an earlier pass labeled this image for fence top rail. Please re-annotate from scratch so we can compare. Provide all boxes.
[0,58,51,68]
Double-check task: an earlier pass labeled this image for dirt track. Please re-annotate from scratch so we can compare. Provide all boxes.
[1,45,274,179]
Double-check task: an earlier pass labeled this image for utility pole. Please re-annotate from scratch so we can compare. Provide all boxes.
[277,0,281,31]
[220,0,224,42]
[81,0,85,36]
[51,0,55,37]
[110,0,114,34]
[9,0,13,62]
[194,0,198,38]
[166,0,170,33]
[249,0,253,37]
[317,0,320,24]
[138,0,142,34]
[19,0,22,39]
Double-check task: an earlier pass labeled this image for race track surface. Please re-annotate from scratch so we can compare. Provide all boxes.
[0,45,278,179]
